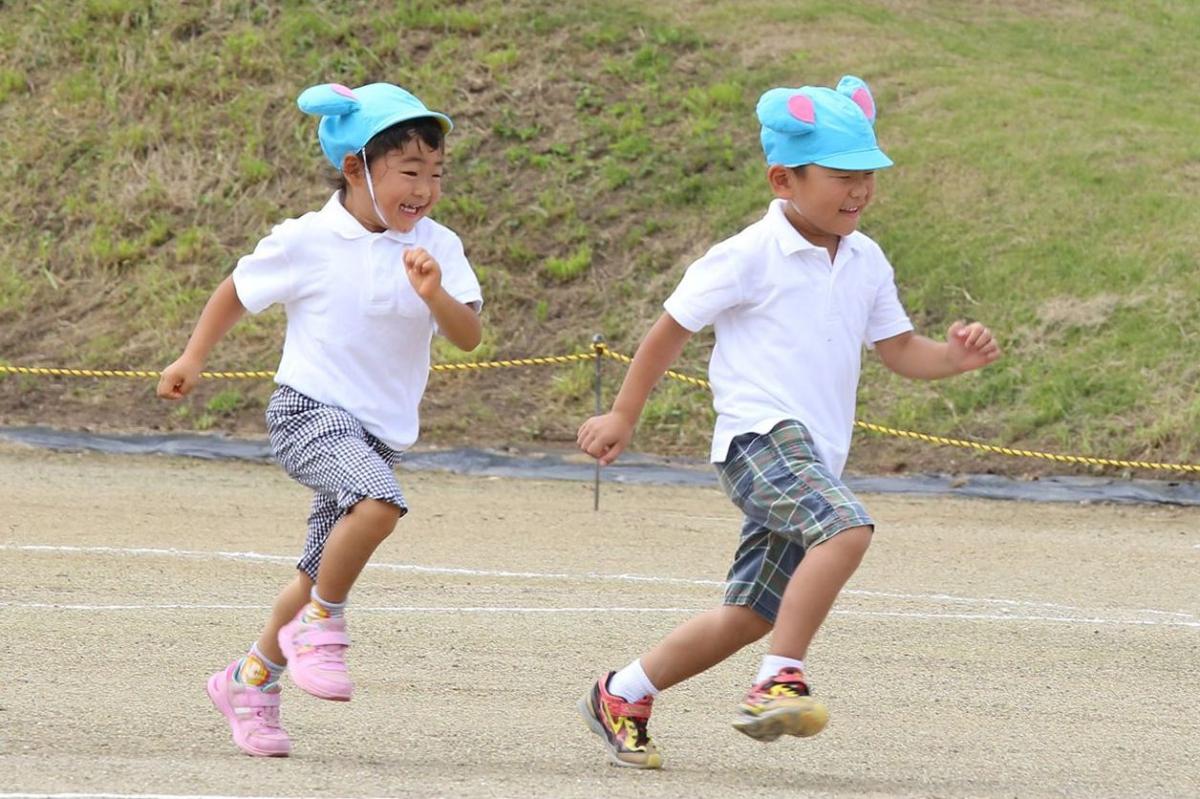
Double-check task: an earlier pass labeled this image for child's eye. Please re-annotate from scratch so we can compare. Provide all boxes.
[402,171,419,177]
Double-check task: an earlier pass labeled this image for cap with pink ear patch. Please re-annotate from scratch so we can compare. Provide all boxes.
[757,74,892,170]
[836,75,877,122]
[787,93,816,125]
[296,82,453,170]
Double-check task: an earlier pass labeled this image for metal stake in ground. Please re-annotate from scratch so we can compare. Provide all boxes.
[592,334,605,511]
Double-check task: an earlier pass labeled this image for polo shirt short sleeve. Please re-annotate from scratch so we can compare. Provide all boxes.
[662,242,745,333]
[864,243,916,347]
[231,219,300,314]
[432,230,483,313]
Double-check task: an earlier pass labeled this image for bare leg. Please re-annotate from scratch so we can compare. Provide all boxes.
[314,498,402,603]
[640,604,774,691]
[254,570,313,664]
[768,526,872,658]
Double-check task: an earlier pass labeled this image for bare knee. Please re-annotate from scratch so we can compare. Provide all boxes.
[350,498,403,537]
[825,524,872,564]
[718,605,774,647]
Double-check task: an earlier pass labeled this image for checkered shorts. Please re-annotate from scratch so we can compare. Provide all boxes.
[716,419,874,623]
[266,385,408,580]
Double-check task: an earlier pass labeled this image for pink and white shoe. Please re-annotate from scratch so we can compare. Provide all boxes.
[278,609,353,701]
[206,662,291,757]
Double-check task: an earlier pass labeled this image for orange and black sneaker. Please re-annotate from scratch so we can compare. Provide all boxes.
[732,667,829,742]
[578,671,663,769]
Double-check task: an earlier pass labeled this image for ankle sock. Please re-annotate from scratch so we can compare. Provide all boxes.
[301,588,346,623]
[757,654,805,684]
[234,643,285,690]
[608,659,659,703]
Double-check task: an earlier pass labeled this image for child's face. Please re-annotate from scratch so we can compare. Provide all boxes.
[346,137,444,232]
[769,164,876,245]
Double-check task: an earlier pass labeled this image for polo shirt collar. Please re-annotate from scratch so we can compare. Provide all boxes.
[767,199,863,257]
[319,192,419,244]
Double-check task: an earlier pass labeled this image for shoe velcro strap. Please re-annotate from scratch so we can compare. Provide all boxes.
[242,691,282,707]
[304,630,351,648]
[606,699,652,719]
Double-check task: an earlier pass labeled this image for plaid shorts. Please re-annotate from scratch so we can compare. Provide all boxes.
[716,419,874,623]
[266,385,408,580]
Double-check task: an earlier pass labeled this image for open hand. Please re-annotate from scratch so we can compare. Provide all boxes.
[404,247,443,300]
[947,321,1001,373]
[577,412,636,465]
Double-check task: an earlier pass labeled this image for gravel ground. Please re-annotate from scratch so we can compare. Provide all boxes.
[1,443,1197,799]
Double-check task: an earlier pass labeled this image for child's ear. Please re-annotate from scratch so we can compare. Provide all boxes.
[341,153,365,185]
[835,75,877,124]
[766,164,796,197]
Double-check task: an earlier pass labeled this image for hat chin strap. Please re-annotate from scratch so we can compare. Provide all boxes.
[360,148,390,230]
[788,200,812,222]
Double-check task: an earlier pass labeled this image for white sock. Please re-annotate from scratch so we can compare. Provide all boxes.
[756,654,805,684]
[302,587,346,622]
[607,659,659,702]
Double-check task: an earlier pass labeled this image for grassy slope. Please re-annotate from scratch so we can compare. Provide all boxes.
[0,0,1197,473]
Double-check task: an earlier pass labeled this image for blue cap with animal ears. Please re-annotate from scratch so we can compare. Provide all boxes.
[757,76,893,170]
[297,82,454,170]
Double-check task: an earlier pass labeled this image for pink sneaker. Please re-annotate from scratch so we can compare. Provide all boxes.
[278,609,353,701]
[206,662,291,757]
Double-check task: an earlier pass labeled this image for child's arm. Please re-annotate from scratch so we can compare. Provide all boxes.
[404,247,482,351]
[157,276,246,399]
[578,313,693,465]
[874,321,1000,379]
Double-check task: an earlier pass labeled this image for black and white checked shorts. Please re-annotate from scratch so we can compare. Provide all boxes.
[266,385,408,580]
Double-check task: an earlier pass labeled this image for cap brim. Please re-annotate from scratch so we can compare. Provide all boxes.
[813,148,893,170]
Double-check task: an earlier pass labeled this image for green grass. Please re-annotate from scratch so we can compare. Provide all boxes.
[1,0,1198,470]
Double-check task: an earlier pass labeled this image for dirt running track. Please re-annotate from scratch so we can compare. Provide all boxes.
[1,442,1197,799]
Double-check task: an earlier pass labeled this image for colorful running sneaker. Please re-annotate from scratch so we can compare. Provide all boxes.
[278,609,353,701]
[206,661,291,757]
[578,671,662,769]
[732,667,829,741]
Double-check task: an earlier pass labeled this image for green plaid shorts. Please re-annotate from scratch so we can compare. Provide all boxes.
[716,419,874,623]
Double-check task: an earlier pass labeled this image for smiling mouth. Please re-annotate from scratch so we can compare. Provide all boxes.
[399,203,425,215]
[840,206,861,213]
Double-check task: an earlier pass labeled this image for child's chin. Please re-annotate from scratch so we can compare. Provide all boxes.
[390,215,422,232]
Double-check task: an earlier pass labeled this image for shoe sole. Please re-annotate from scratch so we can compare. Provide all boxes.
[287,671,352,702]
[577,694,662,769]
[206,672,290,758]
[732,699,829,742]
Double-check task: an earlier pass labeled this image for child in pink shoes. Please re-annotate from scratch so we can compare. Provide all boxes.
[159,83,482,756]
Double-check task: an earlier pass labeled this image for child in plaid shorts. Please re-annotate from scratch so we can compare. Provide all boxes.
[157,83,482,757]
[576,76,1001,769]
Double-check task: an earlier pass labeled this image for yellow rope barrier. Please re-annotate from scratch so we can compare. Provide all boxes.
[851,421,1200,474]
[0,353,594,381]
[599,347,1200,474]
[3,344,1198,474]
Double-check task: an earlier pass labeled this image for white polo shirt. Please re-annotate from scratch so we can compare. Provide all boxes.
[663,199,912,475]
[232,194,483,451]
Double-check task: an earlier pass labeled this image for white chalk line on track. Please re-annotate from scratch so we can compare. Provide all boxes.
[0,794,408,799]
[2,600,1198,628]
[2,543,1196,627]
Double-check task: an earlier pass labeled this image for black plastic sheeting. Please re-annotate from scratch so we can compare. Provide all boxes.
[3,425,1199,506]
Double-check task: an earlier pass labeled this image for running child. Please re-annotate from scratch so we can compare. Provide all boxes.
[576,75,1000,768]
[157,82,483,757]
